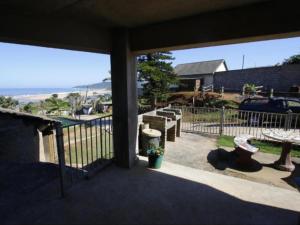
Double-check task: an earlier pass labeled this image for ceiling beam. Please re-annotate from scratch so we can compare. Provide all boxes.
[130,0,300,54]
[0,14,111,54]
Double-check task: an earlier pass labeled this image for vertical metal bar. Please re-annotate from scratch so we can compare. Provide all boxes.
[279,113,283,131]
[95,119,99,161]
[258,112,262,140]
[192,108,195,132]
[79,124,84,169]
[270,113,273,130]
[85,123,89,166]
[255,112,259,139]
[294,114,298,132]
[234,109,238,136]
[104,117,107,158]
[230,109,233,136]
[67,127,72,168]
[73,125,79,170]
[100,118,103,159]
[248,111,252,135]
[67,126,73,183]
[90,120,93,163]
[109,116,112,158]
[219,107,224,136]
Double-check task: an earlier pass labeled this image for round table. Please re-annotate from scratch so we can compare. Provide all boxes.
[262,129,300,172]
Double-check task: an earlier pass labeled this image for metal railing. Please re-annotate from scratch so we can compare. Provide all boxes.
[61,115,113,181]
[201,84,214,93]
[174,106,300,139]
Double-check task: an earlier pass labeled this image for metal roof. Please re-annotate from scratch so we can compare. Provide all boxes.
[174,59,227,76]
[0,107,59,125]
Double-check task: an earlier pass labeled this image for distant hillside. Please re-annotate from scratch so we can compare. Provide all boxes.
[74,82,111,90]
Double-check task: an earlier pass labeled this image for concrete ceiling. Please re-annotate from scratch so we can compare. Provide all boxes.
[0,0,270,28]
[0,0,300,54]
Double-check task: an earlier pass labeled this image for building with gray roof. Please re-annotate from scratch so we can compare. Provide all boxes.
[174,59,228,91]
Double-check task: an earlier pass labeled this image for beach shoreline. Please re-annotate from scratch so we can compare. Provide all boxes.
[13,89,111,104]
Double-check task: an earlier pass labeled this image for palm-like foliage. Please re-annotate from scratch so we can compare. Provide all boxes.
[44,94,69,115]
[0,96,18,109]
[244,83,257,95]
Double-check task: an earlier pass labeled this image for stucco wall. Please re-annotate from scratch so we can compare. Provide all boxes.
[0,114,40,163]
[214,64,300,92]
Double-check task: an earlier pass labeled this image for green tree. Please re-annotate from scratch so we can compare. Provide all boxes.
[0,96,19,109]
[22,102,37,113]
[44,94,69,115]
[282,54,300,65]
[65,92,83,117]
[137,52,178,108]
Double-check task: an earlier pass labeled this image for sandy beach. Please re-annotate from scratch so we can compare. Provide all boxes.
[15,89,111,103]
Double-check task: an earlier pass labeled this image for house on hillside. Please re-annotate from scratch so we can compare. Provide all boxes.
[0,108,59,163]
[174,59,228,91]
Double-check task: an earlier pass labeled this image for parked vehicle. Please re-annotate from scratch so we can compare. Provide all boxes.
[239,97,300,113]
[238,97,300,126]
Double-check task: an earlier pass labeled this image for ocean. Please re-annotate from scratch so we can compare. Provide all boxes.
[0,88,80,97]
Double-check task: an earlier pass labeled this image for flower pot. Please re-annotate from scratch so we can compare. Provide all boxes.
[148,154,163,169]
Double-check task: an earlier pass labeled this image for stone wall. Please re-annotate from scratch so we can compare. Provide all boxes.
[214,64,300,92]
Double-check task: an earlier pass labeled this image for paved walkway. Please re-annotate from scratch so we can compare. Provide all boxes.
[3,158,300,224]
[164,132,300,191]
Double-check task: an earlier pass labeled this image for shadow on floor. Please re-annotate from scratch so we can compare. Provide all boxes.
[207,148,263,172]
[2,159,300,225]
[282,161,300,191]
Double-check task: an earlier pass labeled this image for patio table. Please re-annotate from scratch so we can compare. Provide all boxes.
[262,129,300,172]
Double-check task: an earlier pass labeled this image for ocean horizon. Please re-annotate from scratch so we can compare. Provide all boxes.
[0,87,83,97]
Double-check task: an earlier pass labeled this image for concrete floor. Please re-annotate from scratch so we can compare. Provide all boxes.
[2,158,300,224]
[165,132,300,191]
[164,132,217,172]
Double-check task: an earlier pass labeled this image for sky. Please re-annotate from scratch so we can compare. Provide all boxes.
[0,37,299,88]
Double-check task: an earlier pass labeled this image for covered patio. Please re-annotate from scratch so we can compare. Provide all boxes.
[1,0,300,224]
[2,158,300,224]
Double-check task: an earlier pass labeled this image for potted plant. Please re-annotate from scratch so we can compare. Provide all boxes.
[147,146,164,169]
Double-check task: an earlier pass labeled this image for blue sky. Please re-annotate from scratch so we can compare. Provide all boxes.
[0,37,299,88]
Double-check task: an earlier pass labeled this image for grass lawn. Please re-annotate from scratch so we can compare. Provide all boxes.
[63,126,113,167]
[217,135,300,158]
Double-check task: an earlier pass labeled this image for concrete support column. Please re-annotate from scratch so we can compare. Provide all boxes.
[111,29,137,168]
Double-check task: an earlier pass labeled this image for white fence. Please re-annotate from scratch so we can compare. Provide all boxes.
[173,106,300,139]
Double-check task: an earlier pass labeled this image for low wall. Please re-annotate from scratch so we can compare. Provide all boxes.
[0,114,40,163]
[214,64,300,92]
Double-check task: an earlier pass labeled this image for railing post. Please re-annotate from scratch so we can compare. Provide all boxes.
[219,106,225,136]
[192,108,195,132]
[55,123,66,198]
[270,88,274,98]
[220,86,224,97]
[242,85,245,96]
[284,110,293,131]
